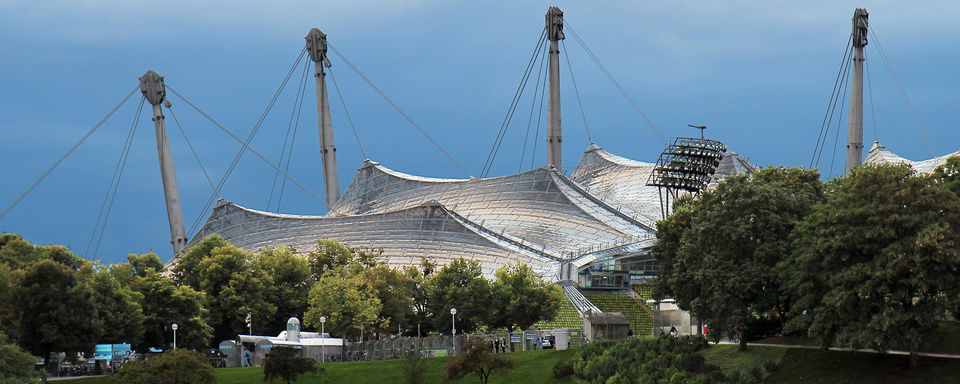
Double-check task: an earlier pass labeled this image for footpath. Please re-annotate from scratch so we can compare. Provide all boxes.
[716,340,960,359]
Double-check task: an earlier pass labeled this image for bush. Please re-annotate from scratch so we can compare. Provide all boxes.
[402,343,428,384]
[443,337,514,384]
[552,358,574,379]
[0,332,41,384]
[263,346,320,384]
[114,350,215,384]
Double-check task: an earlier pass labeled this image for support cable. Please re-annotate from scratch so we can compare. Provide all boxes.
[481,28,547,178]
[276,61,312,212]
[561,40,593,142]
[828,58,853,177]
[865,57,879,142]
[181,48,308,237]
[84,97,144,257]
[168,106,217,193]
[327,43,472,178]
[329,67,368,160]
[530,58,550,170]
[817,48,852,169]
[565,22,665,143]
[810,36,853,168]
[520,40,549,172]
[269,58,311,211]
[167,86,331,213]
[0,86,138,221]
[868,28,936,156]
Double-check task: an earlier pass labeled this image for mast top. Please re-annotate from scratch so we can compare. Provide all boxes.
[306,28,332,67]
[139,70,166,106]
[546,7,565,42]
[852,8,869,48]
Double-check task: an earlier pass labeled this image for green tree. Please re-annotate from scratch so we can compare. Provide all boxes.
[426,258,492,333]
[304,269,382,343]
[0,331,42,384]
[131,273,212,352]
[0,233,41,270]
[363,265,414,335]
[306,240,382,280]
[174,236,277,342]
[654,167,823,350]
[404,258,436,336]
[443,337,514,384]
[262,346,321,384]
[932,155,960,198]
[781,163,960,368]
[488,263,563,332]
[114,349,215,384]
[12,259,102,369]
[91,270,145,345]
[256,246,312,333]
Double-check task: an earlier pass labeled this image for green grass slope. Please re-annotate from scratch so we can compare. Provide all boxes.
[534,293,583,331]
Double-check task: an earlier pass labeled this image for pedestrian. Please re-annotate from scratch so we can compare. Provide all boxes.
[627,328,633,338]
[596,329,604,341]
[669,325,678,337]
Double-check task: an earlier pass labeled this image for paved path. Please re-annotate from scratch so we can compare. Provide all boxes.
[715,340,960,359]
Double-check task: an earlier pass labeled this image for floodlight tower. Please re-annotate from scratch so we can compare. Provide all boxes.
[139,71,189,255]
[845,8,869,175]
[306,28,340,207]
[546,7,565,170]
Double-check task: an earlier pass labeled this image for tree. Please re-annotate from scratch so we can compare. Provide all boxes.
[654,167,823,350]
[404,258,436,336]
[90,269,145,345]
[932,155,960,198]
[114,349,215,384]
[174,237,277,342]
[0,331,42,384]
[363,265,414,335]
[488,263,563,332]
[0,233,41,270]
[262,346,321,384]
[426,258,492,333]
[443,337,514,384]
[131,273,212,352]
[12,259,102,370]
[304,269,382,342]
[256,246,312,333]
[306,240,382,280]
[781,163,960,368]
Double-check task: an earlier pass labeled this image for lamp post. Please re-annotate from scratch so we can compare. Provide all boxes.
[171,323,178,350]
[450,308,457,355]
[319,316,326,363]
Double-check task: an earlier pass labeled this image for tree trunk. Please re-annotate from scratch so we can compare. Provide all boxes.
[909,342,919,369]
[739,329,747,351]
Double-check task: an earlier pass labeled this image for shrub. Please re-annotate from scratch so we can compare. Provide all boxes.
[0,332,41,384]
[443,337,514,384]
[114,349,215,384]
[263,346,321,384]
[402,343,428,384]
[552,358,574,379]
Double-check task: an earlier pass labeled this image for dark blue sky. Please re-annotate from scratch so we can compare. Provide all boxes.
[2,1,957,264]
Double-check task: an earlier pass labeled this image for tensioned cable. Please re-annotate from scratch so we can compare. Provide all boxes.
[520,40,549,172]
[816,44,853,169]
[0,86,138,221]
[865,57,878,143]
[561,39,592,142]
[327,42,472,178]
[828,58,853,177]
[810,36,853,168]
[269,58,310,211]
[182,48,308,236]
[481,28,548,178]
[276,61,313,212]
[92,97,145,259]
[84,97,144,258]
[168,105,217,193]
[167,86,331,211]
[329,67,368,160]
[565,22,665,144]
[530,59,550,170]
[868,28,936,156]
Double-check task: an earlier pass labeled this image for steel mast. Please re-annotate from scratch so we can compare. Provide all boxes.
[139,71,188,255]
[306,28,340,207]
[845,8,869,175]
[546,7,565,170]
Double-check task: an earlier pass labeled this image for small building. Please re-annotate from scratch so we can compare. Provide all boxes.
[583,312,630,341]
[228,317,343,367]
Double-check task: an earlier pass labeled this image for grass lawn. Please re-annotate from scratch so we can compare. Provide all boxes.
[766,348,960,383]
[55,348,576,384]
[699,344,786,375]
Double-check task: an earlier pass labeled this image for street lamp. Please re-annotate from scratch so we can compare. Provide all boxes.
[171,323,178,350]
[450,308,457,355]
[319,316,326,363]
